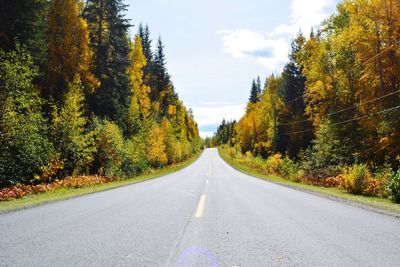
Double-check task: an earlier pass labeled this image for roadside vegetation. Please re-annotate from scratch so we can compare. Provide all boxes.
[219,146,400,214]
[0,153,200,212]
[209,0,400,208]
[0,0,202,203]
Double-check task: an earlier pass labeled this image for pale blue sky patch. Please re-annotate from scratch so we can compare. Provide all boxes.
[125,0,339,137]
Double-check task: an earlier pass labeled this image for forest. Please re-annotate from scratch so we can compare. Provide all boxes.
[213,0,400,203]
[0,0,201,199]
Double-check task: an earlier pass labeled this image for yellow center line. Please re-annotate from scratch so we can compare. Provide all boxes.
[195,194,206,218]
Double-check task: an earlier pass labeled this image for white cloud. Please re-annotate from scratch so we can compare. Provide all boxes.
[274,0,337,36]
[192,103,246,138]
[218,0,337,70]
[218,29,289,71]
[193,103,246,126]
[200,101,236,106]
[199,131,215,138]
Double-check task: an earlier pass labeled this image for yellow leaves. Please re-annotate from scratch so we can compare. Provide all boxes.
[237,75,281,156]
[146,122,168,167]
[265,153,283,174]
[0,175,115,201]
[95,120,125,175]
[127,35,147,88]
[39,155,65,183]
[167,104,176,116]
[47,0,98,96]
[236,110,258,154]
[127,35,151,123]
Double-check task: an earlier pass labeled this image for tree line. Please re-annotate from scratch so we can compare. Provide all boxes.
[213,0,400,202]
[0,0,201,187]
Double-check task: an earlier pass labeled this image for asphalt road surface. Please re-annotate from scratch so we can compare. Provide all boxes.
[1,148,400,267]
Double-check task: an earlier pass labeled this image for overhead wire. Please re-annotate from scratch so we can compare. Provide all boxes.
[279,89,400,126]
[279,39,400,105]
[278,104,400,136]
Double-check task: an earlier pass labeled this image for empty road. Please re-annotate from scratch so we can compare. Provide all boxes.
[1,148,400,266]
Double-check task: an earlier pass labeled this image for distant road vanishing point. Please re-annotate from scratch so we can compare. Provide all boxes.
[1,148,400,266]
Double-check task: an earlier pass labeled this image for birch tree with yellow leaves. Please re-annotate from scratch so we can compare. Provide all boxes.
[47,0,99,102]
[126,35,152,137]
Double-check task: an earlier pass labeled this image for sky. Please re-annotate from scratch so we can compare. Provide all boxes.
[125,0,340,137]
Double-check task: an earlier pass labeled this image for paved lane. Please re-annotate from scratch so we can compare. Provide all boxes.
[1,148,400,266]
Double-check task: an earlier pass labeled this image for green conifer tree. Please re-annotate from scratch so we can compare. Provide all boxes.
[84,0,131,126]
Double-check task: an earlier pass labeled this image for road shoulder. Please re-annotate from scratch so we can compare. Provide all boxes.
[218,147,400,218]
[0,152,203,214]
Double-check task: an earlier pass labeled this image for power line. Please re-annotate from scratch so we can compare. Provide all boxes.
[283,94,304,104]
[362,39,400,66]
[278,104,400,136]
[279,89,400,126]
[280,39,400,104]
[273,39,400,135]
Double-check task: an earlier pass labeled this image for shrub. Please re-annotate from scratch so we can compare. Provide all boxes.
[244,151,253,159]
[339,164,371,195]
[236,151,266,174]
[51,76,96,176]
[146,122,168,168]
[0,46,53,187]
[362,165,391,197]
[190,136,203,154]
[227,146,237,159]
[252,156,267,174]
[122,136,149,176]
[181,141,192,160]
[161,118,177,164]
[363,177,387,197]
[92,119,125,177]
[174,141,184,163]
[324,176,341,187]
[387,170,400,203]
[300,120,357,180]
[279,157,303,182]
[38,154,65,183]
[265,154,283,174]
[0,175,115,201]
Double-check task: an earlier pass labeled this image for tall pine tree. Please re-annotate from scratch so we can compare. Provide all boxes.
[249,78,260,103]
[277,33,312,157]
[152,37,170,102]
[0,0,49,69]
[138,23,153,64]
[83,0,131,126]
[138,23,154,104]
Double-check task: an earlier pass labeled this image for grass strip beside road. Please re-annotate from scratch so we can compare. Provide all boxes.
[218,147,400,216]
[0,152,202,213]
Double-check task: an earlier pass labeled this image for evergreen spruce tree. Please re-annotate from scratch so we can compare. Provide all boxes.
[277,33,312,157]
[51,76,96,176]
[256,76,262,95]
[152,37,170,102]
[138,23,154,106]
[249,78,260,103]
[83,0,131,127]
[138,23,153,64]
[0,0,49,69]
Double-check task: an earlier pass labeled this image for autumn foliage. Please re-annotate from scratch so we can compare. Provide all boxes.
[0,175,115,201]
[0,0,202,200]
[215,0,400,203]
